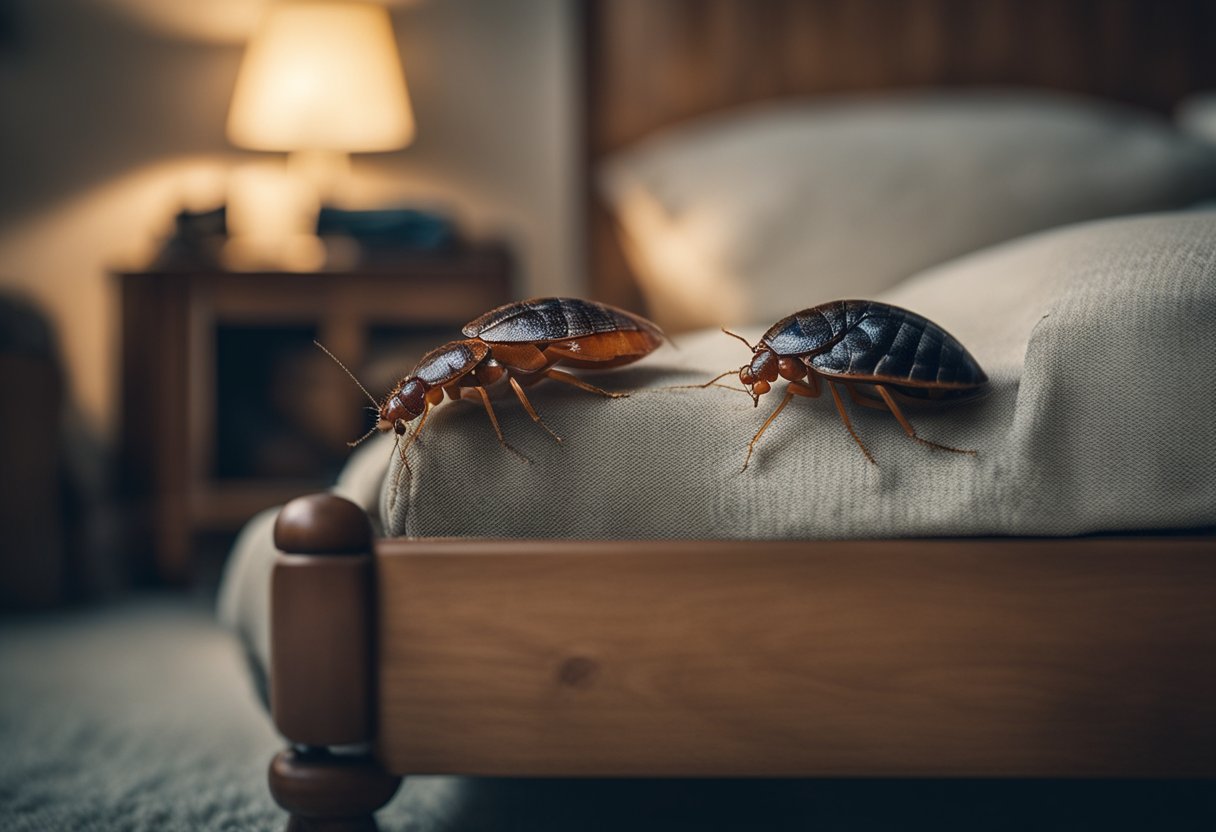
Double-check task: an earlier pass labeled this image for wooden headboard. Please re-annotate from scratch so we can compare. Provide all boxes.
[583,0,1216,311]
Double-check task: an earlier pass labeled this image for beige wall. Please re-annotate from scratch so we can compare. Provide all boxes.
[0,0,580,436]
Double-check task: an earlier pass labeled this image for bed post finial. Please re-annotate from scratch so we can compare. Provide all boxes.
[273,492,373,555]
[269,493,399,831]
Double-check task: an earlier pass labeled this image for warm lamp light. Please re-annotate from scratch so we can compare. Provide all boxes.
[227,1,414,168]
[223,1,414,269]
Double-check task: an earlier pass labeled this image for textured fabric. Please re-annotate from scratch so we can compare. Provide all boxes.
[600,91,1216,331]
[383,213,1216,539]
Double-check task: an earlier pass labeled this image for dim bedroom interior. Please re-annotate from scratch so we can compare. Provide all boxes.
[2,0,1215,830]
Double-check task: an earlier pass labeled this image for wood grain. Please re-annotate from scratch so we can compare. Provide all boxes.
[584,0,1216,308]
[375,537,1215,777]
[272,553,373,747]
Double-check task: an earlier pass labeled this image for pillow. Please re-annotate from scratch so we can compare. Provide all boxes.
[382,212,1216,539]
[599,90,1216,331]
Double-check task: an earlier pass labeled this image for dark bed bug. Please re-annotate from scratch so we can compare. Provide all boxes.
[706,300,988,469]
[320,297,665,461]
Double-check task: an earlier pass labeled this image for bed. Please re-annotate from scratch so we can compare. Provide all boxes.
[225,2,1216,829]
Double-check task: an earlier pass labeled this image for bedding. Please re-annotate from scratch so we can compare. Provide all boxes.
[600,91,1216,331]
[221,210,1216,687]
[382,211,1216,538]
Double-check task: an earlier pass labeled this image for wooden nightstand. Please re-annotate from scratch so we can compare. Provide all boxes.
[117,242,512,583]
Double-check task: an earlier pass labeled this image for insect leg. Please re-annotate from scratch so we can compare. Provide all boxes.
[843,381,887,411]
[540,368,628,399]
[742,389,795,472]
[508,376,563,444]
[400,402,432,457]
[873,384,975,455]
[798,368,821,397]
[389,402,431,490]
[826,382,876,465]
[392,431,407,476]
[462,386,530,463]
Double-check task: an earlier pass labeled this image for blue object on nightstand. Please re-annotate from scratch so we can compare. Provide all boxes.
[315,208,456,252]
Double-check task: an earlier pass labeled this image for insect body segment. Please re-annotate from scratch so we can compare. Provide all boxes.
[464,297,664,343]
[377,340,485,436]
[730,300,988,469]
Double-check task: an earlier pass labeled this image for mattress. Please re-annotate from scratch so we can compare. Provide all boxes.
[381,212,1216,540]
[222,211,1216,687]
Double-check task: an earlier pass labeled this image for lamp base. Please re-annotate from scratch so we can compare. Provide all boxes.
[288,150,352,205]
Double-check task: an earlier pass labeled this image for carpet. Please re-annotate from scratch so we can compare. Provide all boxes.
[1,598,1212,831]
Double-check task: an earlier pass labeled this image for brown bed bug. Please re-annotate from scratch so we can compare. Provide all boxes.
[320,297,665,461]
[706,300,988,469]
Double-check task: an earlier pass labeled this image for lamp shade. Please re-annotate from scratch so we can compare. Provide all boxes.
[227,2,415,153]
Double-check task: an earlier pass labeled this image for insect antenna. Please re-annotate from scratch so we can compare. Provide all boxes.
[661,370,751,395]
[347,425,379,449]
[314,340,379,408]
[721,328,756,351]
[315,340,386,447]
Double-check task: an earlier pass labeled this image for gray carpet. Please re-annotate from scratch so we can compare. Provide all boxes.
[2,598,1212,831]
[0,598,449,831]
[0,598,287,830]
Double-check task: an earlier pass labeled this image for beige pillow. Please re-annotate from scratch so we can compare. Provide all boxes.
[600,90,1216,331]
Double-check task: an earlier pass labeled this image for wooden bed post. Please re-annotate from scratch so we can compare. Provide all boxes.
[268,494,400,832]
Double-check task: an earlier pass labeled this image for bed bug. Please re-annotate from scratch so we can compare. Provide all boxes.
[705,300,988,469]
[320,297,665,462]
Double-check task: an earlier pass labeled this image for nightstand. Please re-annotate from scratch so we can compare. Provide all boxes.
[116,242,512,583]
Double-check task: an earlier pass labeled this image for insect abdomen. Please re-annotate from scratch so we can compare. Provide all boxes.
[761,300,871,356]
[464,297,660,343]
[808,305,986,388]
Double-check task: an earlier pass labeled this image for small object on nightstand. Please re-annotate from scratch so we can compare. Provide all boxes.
[151,204,459,273]
[151,206,227,269]
[316,207,457,257]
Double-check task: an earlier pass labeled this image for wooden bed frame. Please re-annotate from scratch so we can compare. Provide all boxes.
[262,2,1216,828]
[266,494,1214,829]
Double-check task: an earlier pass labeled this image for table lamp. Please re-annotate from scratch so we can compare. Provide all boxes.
[224,1,415,270]
[228,1,414,194]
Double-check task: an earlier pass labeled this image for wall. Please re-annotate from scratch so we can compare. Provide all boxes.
[0,0,580,436]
